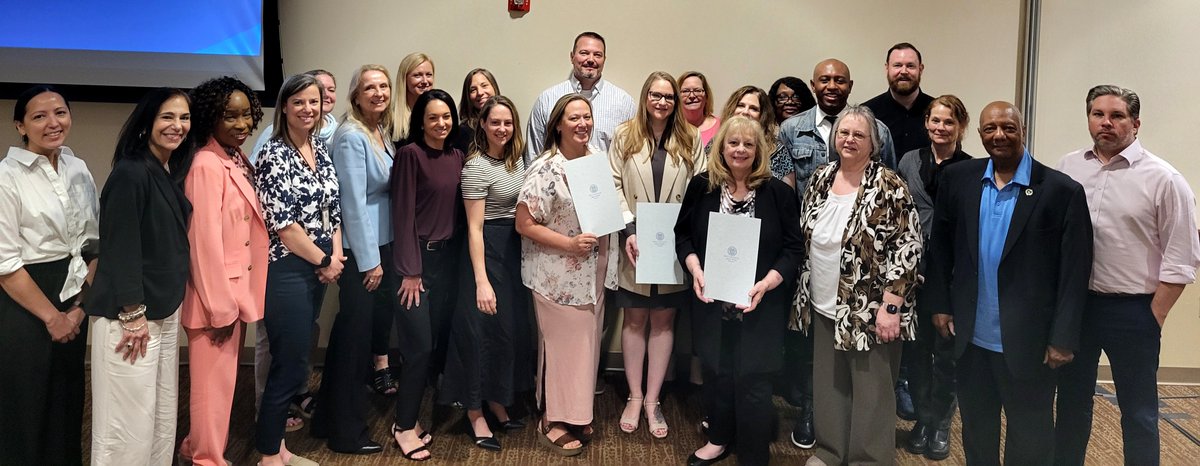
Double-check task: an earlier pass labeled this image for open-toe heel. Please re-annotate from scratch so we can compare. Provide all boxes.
[619,396,642,433]
[645,401,669,439]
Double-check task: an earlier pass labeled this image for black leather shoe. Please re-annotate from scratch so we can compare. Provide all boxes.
[496,418,526,431]
[333,440,383,455]
[472,435,502,451]
[791,416,815,449]
[687,447,730,466]
[895,379,917,421]
[905,422,930,454]
[925,427,950,460]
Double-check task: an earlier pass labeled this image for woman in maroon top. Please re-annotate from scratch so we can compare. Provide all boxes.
[388,88,464,462]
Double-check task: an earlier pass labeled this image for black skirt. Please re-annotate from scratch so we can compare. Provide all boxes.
[615,285,690,309]
[438,218,534,408]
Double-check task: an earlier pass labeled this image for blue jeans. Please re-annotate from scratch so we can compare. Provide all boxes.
[256,241,330,455]
[1055,293,1160,466]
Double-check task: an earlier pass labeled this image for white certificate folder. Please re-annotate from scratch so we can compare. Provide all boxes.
[563,154,625,236]
[703,212,761,306]
[635,202,685,285]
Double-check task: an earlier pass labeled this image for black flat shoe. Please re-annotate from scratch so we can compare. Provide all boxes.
[332,441,383,455]
[687,447,730,466]
[472,435,501,451]
[495,418,526,431]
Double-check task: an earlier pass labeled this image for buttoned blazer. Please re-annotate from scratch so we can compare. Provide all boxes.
[180,138,269,329]
[674,173,802,374]
[609,132,706,296]
[921,157,1093,380]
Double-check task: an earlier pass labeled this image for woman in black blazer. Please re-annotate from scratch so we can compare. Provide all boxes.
[86,88,193,465]
[675,115,802,466]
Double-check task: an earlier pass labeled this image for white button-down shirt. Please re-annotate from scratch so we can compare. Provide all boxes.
[525,72,635,164]
[0,146,99,300]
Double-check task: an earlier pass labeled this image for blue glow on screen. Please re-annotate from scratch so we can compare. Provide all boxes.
[0,0,262,55]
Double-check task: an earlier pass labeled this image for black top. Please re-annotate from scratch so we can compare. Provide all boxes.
[87,154,192,320]
[863,90,935,161]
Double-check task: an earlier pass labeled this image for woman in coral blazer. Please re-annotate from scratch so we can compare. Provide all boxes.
[177,77,269,466]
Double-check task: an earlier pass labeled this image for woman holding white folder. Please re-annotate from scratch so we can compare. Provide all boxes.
[674,115,803,466]
[516,93,618,456]
[609,71,705,439]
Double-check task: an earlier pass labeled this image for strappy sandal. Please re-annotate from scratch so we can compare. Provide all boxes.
[391,423,432,461]
[290,392,316,419]
[284,409,304,432]
[373,368,398,396]
[538,420,584,457]
[619,396,642,433]
[645,401,669,439]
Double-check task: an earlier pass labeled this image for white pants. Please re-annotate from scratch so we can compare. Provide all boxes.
[90,312,179,466]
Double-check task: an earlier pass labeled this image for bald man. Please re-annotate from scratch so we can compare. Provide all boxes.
[921,102,1092,465]
[775,59,897,197]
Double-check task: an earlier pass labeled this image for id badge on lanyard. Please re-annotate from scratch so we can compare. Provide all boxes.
[321,207,331,233]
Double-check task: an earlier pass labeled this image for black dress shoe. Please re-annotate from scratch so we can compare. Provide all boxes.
[791,405,815,449]
[332,440,383,455]
[687,447,730,466]
[895,379,917,421]
[472,435,502,451]
[905,422,930,454]
[925,427,950,460]
[496,418,526,430]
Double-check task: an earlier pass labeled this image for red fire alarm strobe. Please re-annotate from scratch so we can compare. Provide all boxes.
[509,0,530,12]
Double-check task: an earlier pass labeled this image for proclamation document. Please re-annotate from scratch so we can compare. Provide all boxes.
[635,202,685,285]
[563,154,625,236]
[703,212,761,306]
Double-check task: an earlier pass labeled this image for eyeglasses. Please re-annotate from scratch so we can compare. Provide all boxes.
[775,95,802,103]
[835,129,868,142]
[680,88,705,96]
[648,91,676,103]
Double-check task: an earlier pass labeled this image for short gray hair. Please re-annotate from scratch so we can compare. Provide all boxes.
[1086,85,1140,119]
[832,104,882,160]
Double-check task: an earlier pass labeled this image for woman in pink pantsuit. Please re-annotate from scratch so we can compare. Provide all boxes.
[178,77,268,466]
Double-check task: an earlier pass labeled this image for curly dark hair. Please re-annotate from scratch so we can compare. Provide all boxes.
[188,76,264,148]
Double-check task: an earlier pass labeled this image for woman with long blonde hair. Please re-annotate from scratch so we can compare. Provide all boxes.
[393,52,435,145]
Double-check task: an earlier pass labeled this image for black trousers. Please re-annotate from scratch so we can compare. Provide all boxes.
[313,244,398,450]
[703,319,774,466]
[393,240,459,429]
[0,258,86,466]
[779,328,814,409]
[957,344,1055,466]
[909,306,957,428]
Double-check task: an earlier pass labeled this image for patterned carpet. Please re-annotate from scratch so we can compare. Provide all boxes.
[79,368,1200,465]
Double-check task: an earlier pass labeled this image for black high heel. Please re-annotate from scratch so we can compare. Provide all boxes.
[391,423,431,461]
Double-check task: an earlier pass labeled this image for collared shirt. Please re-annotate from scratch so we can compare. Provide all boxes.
[815,107,840,147]
[974,150,1033,352]
[0,146,99,300]
[864,90,935,159]
[1056,139,1200,293]
[525,72,635,164]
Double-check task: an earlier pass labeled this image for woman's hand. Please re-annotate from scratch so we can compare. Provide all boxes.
[44,311,80,343]
[317,254,346,284]
[363,265,384,292]
[685,254,713,304]
[208,322,236,347]
[874,306,901,343]
[116,314,150,364]
[476,281,497,315]
[624,235,639,266]
[398,275,424,309]
[737,270,783,313]
[569,233,599,257]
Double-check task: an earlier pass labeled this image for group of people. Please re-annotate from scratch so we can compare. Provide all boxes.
[0,30,1195,466]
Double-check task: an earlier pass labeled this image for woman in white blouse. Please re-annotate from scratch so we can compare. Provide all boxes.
[0,85,97,466]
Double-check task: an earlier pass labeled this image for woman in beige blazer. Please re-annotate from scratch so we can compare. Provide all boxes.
[609,71,705,439]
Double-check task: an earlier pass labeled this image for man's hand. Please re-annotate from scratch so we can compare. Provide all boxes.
[933,314,955,340]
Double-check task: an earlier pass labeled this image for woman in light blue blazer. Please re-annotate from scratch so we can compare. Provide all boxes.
[309,64,397,454]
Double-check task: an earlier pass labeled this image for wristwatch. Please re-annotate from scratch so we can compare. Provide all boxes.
[885,303,900,315]
[317,254,332,268]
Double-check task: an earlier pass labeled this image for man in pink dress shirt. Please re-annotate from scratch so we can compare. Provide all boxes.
[1053,85,1200,466]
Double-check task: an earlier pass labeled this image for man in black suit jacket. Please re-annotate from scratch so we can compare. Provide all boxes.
[921,101,1092,466]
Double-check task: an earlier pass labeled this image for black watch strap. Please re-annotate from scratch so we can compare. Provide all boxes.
[318,254,332,268]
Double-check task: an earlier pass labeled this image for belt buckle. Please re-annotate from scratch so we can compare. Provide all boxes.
[424,240,442,251]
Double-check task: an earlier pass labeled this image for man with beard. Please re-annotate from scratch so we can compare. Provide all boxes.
[778,58,897,197]
[865,43,934,161]
[525,31,634,164]
[1053,85,1199,466]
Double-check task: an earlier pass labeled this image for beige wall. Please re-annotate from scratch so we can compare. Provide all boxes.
[1033,0,1200,372]
[25,1,1200,374]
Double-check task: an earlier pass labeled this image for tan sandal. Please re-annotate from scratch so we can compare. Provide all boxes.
[619,396,642,433]
[645,401,668,439]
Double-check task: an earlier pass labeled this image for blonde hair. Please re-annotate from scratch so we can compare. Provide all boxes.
[394,52,434,141]
[541,93,592,159]
[469,95,525,172]
[705,115,772,192]
[612,71,698,172]
[343,64,396,145]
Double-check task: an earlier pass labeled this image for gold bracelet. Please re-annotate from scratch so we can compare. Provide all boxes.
[120,321,146,332]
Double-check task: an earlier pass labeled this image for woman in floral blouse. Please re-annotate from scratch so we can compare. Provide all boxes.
[254,74,343,466]
[516,93,618,457]
[794,105,922,466]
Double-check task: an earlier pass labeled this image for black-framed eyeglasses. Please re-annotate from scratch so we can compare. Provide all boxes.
[648,91,676,103]
[775,95,802,103]
[680,88,705,96]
